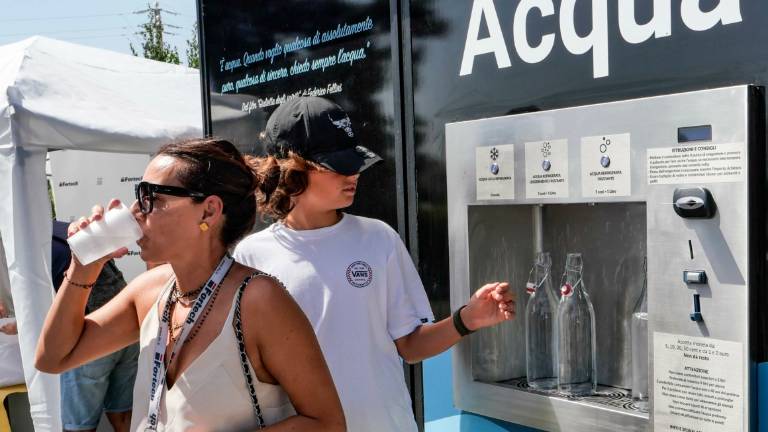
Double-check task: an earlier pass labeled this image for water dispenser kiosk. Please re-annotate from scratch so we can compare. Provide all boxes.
[446,86,764,431]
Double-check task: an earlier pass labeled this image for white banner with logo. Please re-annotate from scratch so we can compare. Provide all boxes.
[49,150,150,281]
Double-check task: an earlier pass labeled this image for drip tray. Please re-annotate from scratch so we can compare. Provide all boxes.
[497,378,650,415]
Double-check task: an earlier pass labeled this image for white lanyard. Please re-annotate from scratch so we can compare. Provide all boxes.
[145,254,234,431]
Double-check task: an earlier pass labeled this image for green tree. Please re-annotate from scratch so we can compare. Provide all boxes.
[186,22,200,69]
[130,2,180,64]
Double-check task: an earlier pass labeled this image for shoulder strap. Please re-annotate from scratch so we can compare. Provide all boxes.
[232,271,273,430]
[158,276,176,305]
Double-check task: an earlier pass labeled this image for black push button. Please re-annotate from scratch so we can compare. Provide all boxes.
[673,187,717,219]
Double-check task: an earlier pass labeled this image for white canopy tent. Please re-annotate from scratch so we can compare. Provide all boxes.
[0,36,202,431]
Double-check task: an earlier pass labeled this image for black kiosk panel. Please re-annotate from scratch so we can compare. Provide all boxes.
[199,0,401,229]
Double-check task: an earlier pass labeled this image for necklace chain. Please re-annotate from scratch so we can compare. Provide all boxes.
[169,320,185,342]
[167,281,221,343]
[170,282,204,305]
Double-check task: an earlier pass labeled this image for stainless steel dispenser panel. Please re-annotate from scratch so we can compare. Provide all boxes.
[446,86,752,432]
[542,203,647,388]
[468,205,533,382]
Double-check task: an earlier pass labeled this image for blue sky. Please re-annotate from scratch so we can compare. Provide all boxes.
[0,0,198,64]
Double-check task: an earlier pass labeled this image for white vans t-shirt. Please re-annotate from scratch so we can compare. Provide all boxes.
[234,214,434,432]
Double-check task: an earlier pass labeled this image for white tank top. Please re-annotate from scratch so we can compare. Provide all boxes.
[130,279,296,431]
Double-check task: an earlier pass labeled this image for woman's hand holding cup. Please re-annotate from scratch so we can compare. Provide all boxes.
[67,199,138,271]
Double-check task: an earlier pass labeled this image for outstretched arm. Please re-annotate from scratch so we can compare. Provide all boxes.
[395,282,515,364]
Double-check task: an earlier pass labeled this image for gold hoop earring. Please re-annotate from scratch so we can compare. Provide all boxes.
[199,222,209,232]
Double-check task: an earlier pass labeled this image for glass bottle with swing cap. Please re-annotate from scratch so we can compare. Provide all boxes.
[556,252,597,396]
[631,257,649,408]
[525,251,558,390]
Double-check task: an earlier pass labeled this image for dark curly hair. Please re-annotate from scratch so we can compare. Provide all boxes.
[156,137,258,248]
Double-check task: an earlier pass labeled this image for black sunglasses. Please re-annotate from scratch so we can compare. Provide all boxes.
[134,181,207,214]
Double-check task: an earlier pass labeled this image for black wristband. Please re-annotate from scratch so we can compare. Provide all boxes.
[452,305,474,337]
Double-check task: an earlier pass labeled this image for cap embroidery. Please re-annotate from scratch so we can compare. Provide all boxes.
[329,114,355,138]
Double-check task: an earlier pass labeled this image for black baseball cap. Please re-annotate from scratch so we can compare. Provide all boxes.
[265,96,382,175]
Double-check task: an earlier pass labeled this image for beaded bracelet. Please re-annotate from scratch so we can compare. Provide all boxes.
[63,271,97,289]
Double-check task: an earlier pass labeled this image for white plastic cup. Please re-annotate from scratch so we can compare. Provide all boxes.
[67,203,143,265]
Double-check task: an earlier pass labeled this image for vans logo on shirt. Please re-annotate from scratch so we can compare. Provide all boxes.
[346,261,373,288]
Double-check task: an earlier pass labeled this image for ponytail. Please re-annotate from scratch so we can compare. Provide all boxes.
[246,152,316,220]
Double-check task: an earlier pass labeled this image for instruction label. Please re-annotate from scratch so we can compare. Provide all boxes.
[580,133,631,197]
[654,332,743,432]
[647,142,745,185]
[476,144,514,200]
[525,139,569,199]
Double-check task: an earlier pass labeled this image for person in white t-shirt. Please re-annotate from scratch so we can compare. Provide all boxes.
[234,96,515,432]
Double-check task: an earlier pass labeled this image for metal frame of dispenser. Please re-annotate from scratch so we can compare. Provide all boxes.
[446,86,764,431]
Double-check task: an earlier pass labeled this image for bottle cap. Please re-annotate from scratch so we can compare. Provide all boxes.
[526,282,536,294]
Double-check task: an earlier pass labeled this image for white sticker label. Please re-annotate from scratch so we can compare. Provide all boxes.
[580,133,631,197]
[525,139,569,199]
[476,144,514,200]
[654,332,744,432]
[647,142,745,185]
